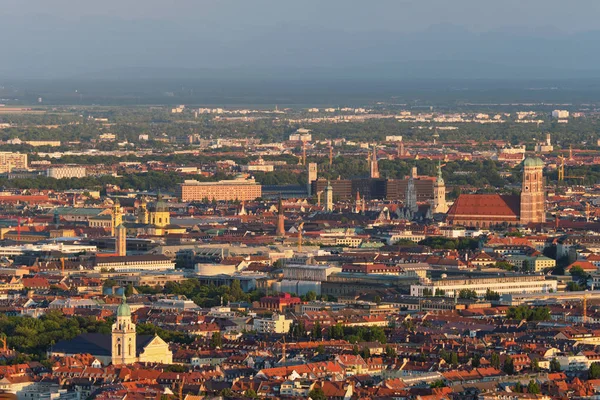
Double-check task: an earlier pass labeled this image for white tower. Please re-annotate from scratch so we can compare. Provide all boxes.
[112,294,137,365]
[432,161,448,213]
[325,180,333,212]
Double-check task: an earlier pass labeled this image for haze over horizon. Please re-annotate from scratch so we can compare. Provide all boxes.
[2,0,600,80]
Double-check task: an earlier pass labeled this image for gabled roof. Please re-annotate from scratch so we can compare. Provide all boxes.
[447,194,520,218]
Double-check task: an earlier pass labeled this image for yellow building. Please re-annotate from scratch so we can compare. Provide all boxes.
[149,195,170,228]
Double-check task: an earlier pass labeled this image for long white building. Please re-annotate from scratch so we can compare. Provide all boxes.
[93,255,175,272]
[410,275,557,298]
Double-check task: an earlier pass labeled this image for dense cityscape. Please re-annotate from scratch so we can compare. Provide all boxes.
[6,1,600,399]
[0,98,598,400]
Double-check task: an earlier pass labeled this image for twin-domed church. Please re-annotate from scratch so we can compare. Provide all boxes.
[51,295,172,366]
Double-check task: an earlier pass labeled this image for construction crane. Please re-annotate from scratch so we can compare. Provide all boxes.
[583,294,589,324]
[557,155,585,183]
[302,140,307,166]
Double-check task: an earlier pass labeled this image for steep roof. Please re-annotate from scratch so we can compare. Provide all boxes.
[52,333,156,358]
[447,194,520,219]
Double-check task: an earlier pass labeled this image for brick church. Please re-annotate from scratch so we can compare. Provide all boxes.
[446,157,545,227]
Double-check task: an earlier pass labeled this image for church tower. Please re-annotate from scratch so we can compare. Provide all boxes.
[520,157,545,224]
[112,294,136,365]
[432,161,448,213]
[370,144,380,179]
[115,224,126,256]
[137,197,148,224]
[111,199,122,236]
[405,175,418,213]
[325,180,333,212]
[276,196,285,237]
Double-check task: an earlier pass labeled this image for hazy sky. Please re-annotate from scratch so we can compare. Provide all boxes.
[3,0,600,79]
[4,0,600,33]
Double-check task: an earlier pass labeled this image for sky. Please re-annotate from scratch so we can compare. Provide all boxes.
[2,0,600,79]
[4,0,599,33]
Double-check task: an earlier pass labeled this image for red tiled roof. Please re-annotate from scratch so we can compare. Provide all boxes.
[447,194,520,218]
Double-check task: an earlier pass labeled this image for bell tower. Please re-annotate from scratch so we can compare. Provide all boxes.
[520,157,545,224]
[432,161,448,213]
[111,199,122,236]
[112,294,137,365]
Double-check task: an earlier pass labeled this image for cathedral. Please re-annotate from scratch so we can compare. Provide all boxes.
[446,157,546,227]
[124,195,185,236]
[50,295,173,366]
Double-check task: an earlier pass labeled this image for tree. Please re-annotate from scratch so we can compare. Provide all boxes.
[385,345,397,358]
[304,291,317,302]
[569,266,587,281]
[491,352,500,368]
[503,357,515,375]
[485,289,500,301]
[244,389,259,399]
[589,362,600,379]
[521,260,531,273]
[308,388,327,400]
[312,321,322,339]
[124,284,134,297]
[329,323,344,340]
[374,295,382,305]
[514,382,523,393]
[458,289,477,300]
[210,332,222,349]
[471,355,481,368]
[527,380,540,394]
[450,352,459,366]
[550,358,561,372]
[360,346,371,360]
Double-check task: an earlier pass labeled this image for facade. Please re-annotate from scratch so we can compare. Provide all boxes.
[307,162,318,196]
[410,275,557,298]
[93,255,176,272]
[258,293,302,312]
[177,178,262,201]
[0,152,27,173]
[311,177,434,202]
[253,313,293,334]
[148,196,170,228]
[552,110,569,119]
[46,166,86,179]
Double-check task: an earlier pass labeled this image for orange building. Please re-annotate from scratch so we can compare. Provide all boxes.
[177,178,262,202]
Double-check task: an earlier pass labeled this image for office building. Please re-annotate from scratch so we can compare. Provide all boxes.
[46,166,86,179]
[177,178,262,202]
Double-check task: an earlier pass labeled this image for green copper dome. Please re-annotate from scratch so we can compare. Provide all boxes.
[523,157,544,167]
[116,294,131,317]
